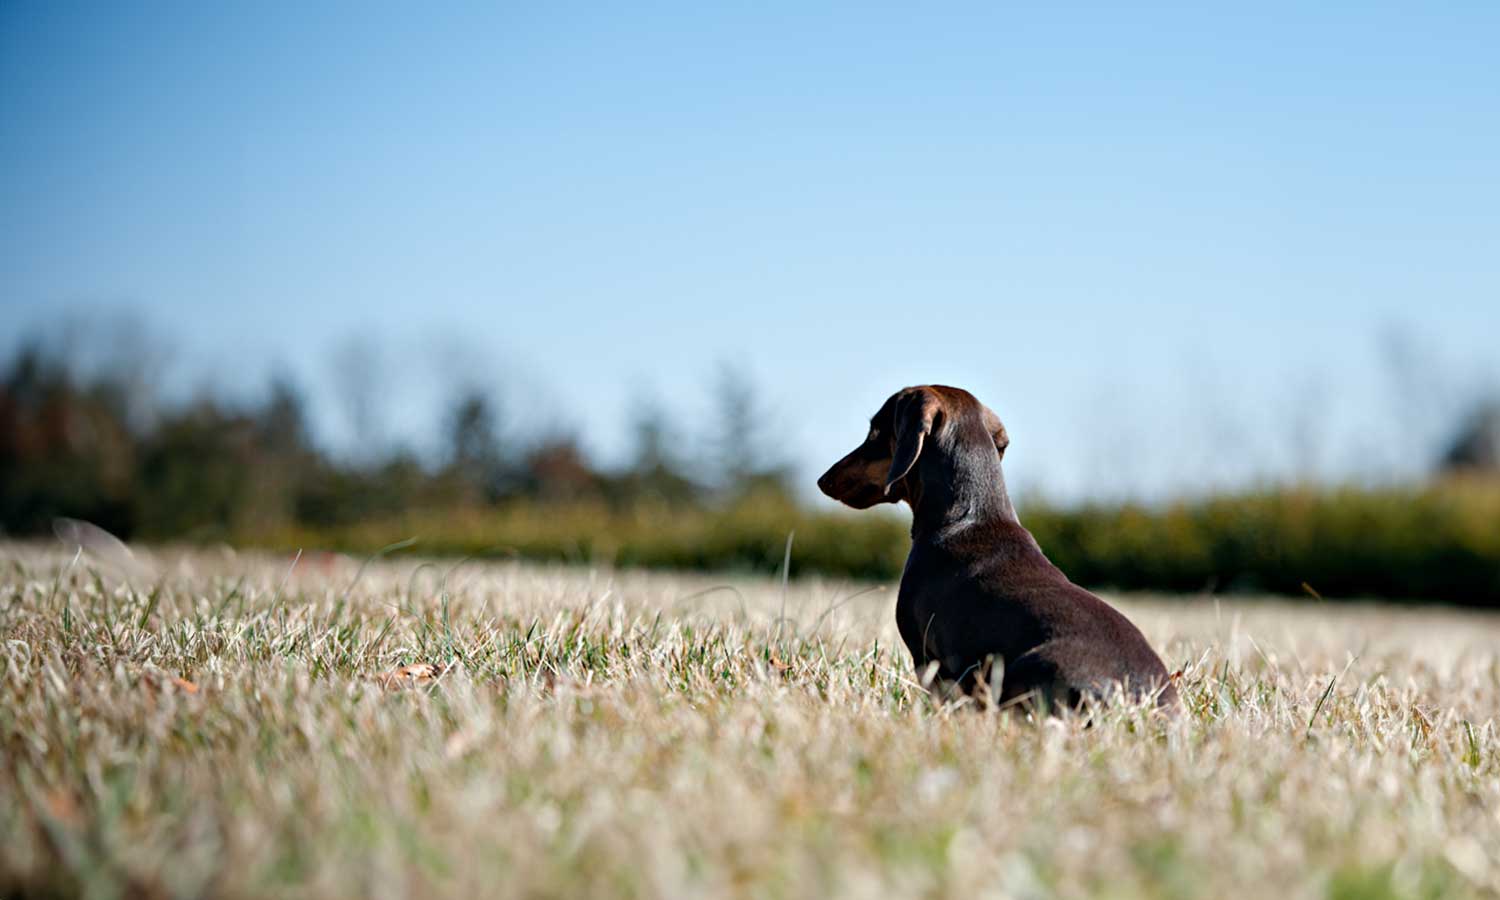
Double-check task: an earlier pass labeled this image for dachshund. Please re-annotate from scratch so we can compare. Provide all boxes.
[818,385,1177,712]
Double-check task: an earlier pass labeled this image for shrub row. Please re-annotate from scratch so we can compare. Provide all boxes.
[252,481,1500,605]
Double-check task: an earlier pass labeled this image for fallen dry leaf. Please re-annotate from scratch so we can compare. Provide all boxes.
[376,662,447,689]
[43,788,81,826]
[141,671,200,695]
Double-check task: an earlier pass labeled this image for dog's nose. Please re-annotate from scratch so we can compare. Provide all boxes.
[816,469,836,496]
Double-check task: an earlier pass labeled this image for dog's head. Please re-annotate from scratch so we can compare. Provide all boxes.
[816,385,1009,509]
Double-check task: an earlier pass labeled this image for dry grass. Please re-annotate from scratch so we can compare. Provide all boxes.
[2,543,1498,899]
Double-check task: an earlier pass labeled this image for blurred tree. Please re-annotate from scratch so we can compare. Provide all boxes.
[375,449,433,511]
[258,375,312,457]
[76,310,172,435]
[247,376,319,532]
[0,341,137,536]
[329,335,386,466]
[293,449,431,527]
[135,401,258,538]
[1380,325,1459,478]
[1440,400,1500,474]
[707,363,794,501]
[444,389,508,503]
[518,436,600,502]
[631,395,672,473]
[619,393,700,507]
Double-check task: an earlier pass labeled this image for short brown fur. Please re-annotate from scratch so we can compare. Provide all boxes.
[818,385,1177,712]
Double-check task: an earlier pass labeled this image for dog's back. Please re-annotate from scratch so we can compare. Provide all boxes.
[900,520,1176,708]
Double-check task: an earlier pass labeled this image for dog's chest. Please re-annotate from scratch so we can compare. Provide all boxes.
[895,554,972,660]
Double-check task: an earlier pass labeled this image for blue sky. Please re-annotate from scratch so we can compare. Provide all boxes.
[2,2,1497,502]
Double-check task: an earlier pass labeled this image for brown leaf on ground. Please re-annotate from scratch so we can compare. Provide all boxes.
[43,789,82,826]
[141,671,200,695]
[376,662,447,689]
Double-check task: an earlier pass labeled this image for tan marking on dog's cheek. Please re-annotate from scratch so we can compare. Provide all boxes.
[823,455,878,500]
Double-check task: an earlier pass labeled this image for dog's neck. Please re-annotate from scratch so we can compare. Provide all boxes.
[905,443,1020,541]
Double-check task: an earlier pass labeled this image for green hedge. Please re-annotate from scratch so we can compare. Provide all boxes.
[251,481,1500,605]
[1024,484,1500,604]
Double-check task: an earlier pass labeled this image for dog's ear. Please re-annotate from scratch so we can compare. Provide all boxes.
[886,389,943,494]
[981,404,1009,460]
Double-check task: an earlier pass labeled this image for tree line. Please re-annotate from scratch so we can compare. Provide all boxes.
[7,322,1500,605]
[0,334,795,542]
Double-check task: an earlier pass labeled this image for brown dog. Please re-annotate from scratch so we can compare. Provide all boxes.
[818,385,1177,712]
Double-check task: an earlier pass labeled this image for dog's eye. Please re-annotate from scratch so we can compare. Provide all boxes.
[867,427,880,443]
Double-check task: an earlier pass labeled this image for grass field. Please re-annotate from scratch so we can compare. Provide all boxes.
[2,544,1498,899]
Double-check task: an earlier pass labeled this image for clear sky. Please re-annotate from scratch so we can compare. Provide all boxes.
[3,2,1497,502]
